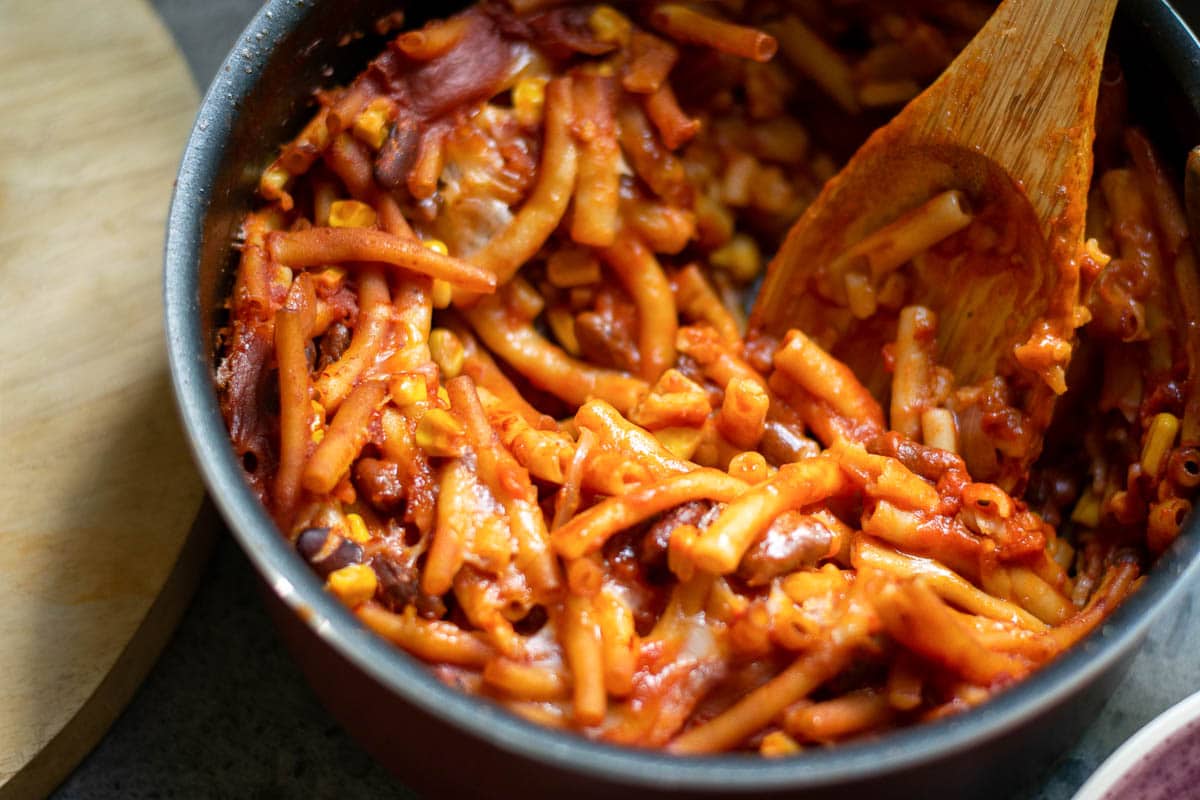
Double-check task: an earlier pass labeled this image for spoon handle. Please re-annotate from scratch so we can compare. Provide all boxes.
[907,0,1119,235]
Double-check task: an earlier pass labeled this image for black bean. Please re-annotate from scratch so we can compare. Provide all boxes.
[295,527,363,577]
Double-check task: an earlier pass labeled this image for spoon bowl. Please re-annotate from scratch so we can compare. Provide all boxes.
[751,0,1119,487]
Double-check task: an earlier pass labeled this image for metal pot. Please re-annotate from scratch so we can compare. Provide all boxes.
[164,1,1200,796]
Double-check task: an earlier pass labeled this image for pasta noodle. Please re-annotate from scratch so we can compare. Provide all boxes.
[214,0,1200,756]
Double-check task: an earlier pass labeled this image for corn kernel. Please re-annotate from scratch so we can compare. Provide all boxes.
[1071,489,1101,528]
[437,386,451,408]
[272,265,293,291]
[390,373,428,407]
[513,76,548,128]
[431,279,453,309]
[760,730,802,758]
[423,238,450,255]
[329,199,378,228]
[345,513,372,544]
[709,233,761,282]
[327,563,377,607]
[353,97,393,150]
[312,266,346,291]
[430,328,465,378]
[589,5,631,46]
[578,60,617,78]
[310,399,326,443]
[416,408,465,457]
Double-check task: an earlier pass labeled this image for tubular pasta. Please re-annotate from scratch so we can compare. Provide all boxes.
[649,5,777,63]
[774,330,885,430]
[314,266,391,411]
[468,77,577,286]
[571,74,621,247]
[216,0,1189,758]
[273,277,317,518]
[599,236,678,381]
[622,30,678,94]
[552,469,747,560]
[269,227,494,292]
[691,457,846,574]
[301,380,386,495]
[465,293,647,414]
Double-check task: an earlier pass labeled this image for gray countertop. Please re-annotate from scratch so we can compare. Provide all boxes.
[52,2,1200,797]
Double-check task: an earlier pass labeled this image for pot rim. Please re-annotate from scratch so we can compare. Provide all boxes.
[163,0,1200,790]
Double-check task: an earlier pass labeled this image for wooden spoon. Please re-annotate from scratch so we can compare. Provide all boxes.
[749,0,1119,488]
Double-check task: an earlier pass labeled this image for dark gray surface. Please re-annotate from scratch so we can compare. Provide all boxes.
[51,1,1200,798]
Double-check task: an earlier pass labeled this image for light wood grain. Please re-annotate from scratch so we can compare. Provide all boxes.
[0,0,203,796]
[908,0,1119,234]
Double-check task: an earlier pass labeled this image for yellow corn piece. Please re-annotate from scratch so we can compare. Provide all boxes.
[353,97,393,150]
[327,563,378,607]
[310,399,326,443]
[709,233,761,282]
[272,265,293,292]
[329,199,378,228]
[417,408,465,457]
[437,385,452,408]
[430,328,465,378]
[390,373,428,407]
[312,266,346,291]
[654,426,704,460]
[431,279,453,309]
[1141,412,1180,477]
[578,60,617,79]
[1070,489,1102,528]
[423,238,449,256]
[760,730,802,758]
[345,513,372,544]
[423,242,452,308]
[513,76,548,128]
[589,5,631,46]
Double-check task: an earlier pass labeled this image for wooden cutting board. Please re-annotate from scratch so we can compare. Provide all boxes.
[0,0,205,797]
